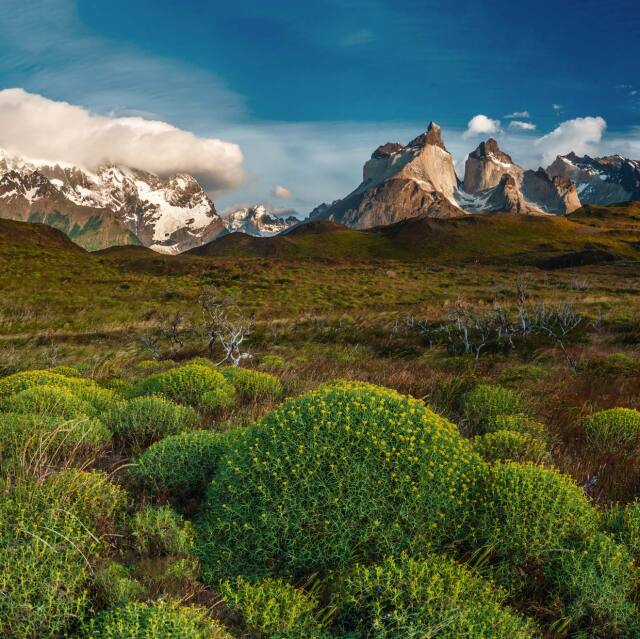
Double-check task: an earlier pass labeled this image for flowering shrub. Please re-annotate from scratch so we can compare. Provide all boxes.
[544,532,639,635]
[131,505,195,557]
[197,381,486,580]
[0,369,92,396]
[1,384,94,418]
[132,364,236,412]
[222,367,283,400]
[461,383,526,432]
[475,462,598,564]
[133,430,233,500]
[473,430,548,463]
[81,602,234,638]
[583,407,640,453]
[487,414,548,439]
[94,561,145,608]
[220,576,321,637]
[605,500,640,562]
[334,554,537,638]
[107,396,198,451]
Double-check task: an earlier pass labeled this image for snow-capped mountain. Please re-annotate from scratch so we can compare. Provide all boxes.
[547,153,640,205]
[223,204,299,236]
[0,149,224,253]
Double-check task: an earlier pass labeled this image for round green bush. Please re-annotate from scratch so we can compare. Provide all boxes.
[583,408,640,453]
[94,561,145,608]
[473,430,548,463]
[222,367,283,400]
[81,602,234,638]
[0,471,126,639]
[133,429,233,500]
[487,414,548,439]
[132,364,236,412]
[47,365,83,378]
[108,396,198,451]
[545,532,639,635]
[462,384,526,432]
[334,554,537,639]
[1,384,94,418]
[197,381,486,580]
[0,369,93,397]
[605,500,640,562]
[475,462,598,564]
[220,576,321,637]
[131,505,195,557]
[73,383,121,415]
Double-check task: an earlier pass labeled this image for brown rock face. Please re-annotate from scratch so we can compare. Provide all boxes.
[521,168,581,214]
[462,138,523,193]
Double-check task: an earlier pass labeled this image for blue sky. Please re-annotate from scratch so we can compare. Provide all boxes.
[0,0,639,212]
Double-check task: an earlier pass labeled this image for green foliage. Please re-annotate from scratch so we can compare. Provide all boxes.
[81,602,234,638]
[220,576,321,637]
[94,561,145,608]
[604,500,640,562]
[0,470,126,639]
[131,505,195,557]
[132,364,236,412]
[222,367,283,400]
[486,414,548,439]
[462,383,526,432]
[133,429,232,500]
[48,365,83,377]
[0,369,93,397]
[197,381,485,580]
[334,554,537,638]
[1,384,93,418]
[108,396,198,451]
[0,412,110,475]
[545,533,639,635]
[473,430,548,463]
[475,462,598,564]
[583,407,640,453]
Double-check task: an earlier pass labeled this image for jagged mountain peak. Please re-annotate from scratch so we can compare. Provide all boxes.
[407,121,448,151]
[223,203,299,237]
[469,138,514,165]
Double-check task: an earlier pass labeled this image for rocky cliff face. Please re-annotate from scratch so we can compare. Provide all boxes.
[310,122,465,228]
[462,138,523,193]
[521,168,581,214]
[547,153,640,205]
[0,150,224,252]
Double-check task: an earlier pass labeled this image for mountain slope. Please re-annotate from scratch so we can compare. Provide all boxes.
[223,204,299,236]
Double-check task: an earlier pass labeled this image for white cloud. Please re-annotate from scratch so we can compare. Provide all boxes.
[508,120,536,131]
[535,116,607,164]
[462,114,501,139]
[272,185,292,199]
[505,111,530,119]
[0,89,244,192]
[552,103,563,111]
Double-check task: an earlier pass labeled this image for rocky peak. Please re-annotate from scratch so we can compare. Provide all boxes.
[462,138,523,194]
[371,143,405,159]
[521,167,580,214]
[468,138,514,165]
[408,121,447,152]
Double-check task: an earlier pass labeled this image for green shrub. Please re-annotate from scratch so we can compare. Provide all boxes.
[0,471,126,639]
[220,576,321,637]
[1,384,93,418]
[487,414,548,439]
[545,532,639,635]
[132,364,235,412]
[108,396,198,451]
[605,500,640,562]
[475,462,598,564]
[0,369,93,397]
[473,430,548,463]
[462,384,526,432]
[73,384,121,415]
[81,602,234,638]
[197,381,485,580]
[222,367,283,400]
[0,413,110,475]
[94,561,145,608]
[48,365,83,378]
[133,429,232,500]
[334,554,537,638]
[131,505,195,556]
[583,408,640,453]
[136,555,200,599]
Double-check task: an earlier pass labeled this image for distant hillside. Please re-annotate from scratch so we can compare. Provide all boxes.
[0,218,86,253]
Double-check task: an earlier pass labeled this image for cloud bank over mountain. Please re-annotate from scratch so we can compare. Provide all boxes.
[0,89,244,192]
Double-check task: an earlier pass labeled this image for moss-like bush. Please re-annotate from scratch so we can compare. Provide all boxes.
[0,369,93,396]
[48,365,83,378]
[222,367,283,400]
[197,381,485,580]
[584,407,640,453]
[132,364,236,412]
[220,576,321,637]
[0,412,110,474]
[131,505,195,557]
[81,602,234,638]
[108,396,198,451]
[73,384,121,415]
[94,561,145,608]
[1,384,94,418]
[462,383,526,432]
[334,554,537,638]
[487,414,548,439]
[0,471,126,639]
[605,500,640,562]
[473,430,548,463]
[133,429,232,500]
[475,462,598,564]
[545,532,639,635]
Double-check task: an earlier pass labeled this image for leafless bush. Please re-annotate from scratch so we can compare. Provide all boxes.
[138,312,190,361]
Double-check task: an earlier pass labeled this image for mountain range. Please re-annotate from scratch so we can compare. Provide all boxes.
[1,122,639,252]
